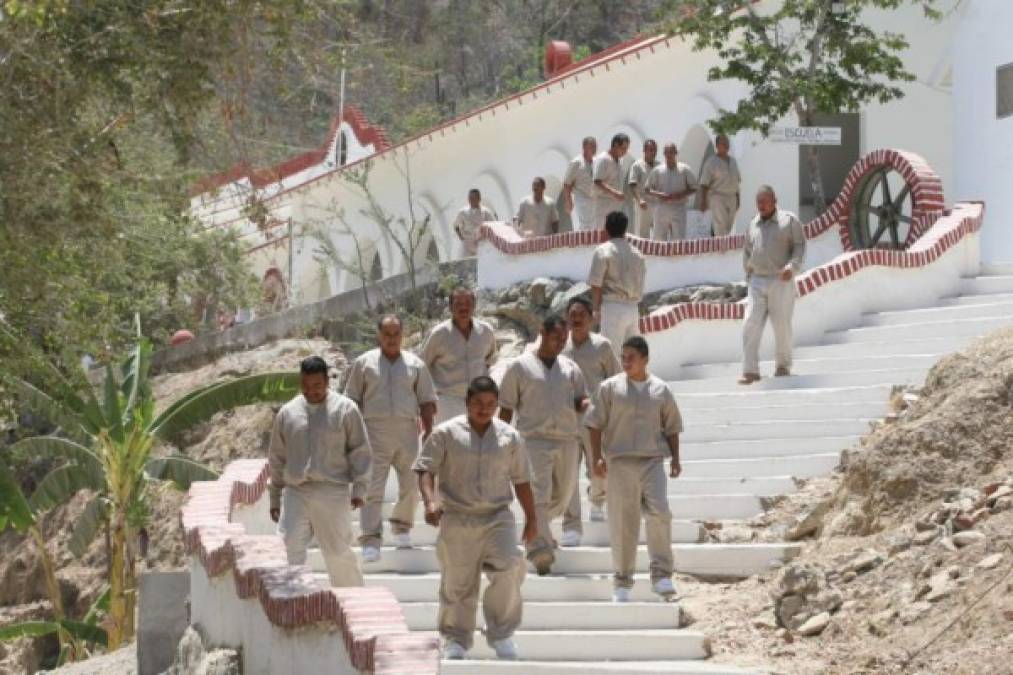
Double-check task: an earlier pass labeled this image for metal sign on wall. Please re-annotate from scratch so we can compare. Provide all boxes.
[770,126,842,145]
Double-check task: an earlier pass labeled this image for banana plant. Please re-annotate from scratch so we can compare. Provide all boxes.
[1,318,299,649]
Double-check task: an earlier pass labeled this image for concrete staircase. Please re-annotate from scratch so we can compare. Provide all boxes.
[309,271,1013,674]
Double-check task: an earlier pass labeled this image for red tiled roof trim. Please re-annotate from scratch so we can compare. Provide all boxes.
[478,148,944,257]
[638,201,984,334]
[180,458,439,674]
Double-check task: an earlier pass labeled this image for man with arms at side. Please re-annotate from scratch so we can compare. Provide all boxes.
[628,139,660,239]
[587,336,683,602]
[453,188,497,256]
[344,314,438,562]
[421,286,498,424]
[592,133,631,230]
[415,376,537,661]
[588,211,646,358]
[561,136,597,231]
[269,356,370,587]
[739,185,806,385]
[699,133,742,236]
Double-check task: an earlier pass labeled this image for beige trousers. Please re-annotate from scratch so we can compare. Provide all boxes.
[436,393,467,425]
[742,275,796,375]
[574,195,597,231]
[562,422,607,534]
[436,508,526,649]
[606,456,673,589]
[278,482,363,587]
[360,419,419,547]
[525,439,580,562]
[710,193,738,236]
[635,204,654,239]
[600,301,640,358]
[653,206,688,242]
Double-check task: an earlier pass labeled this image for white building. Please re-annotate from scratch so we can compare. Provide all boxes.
[190,0,1013,305]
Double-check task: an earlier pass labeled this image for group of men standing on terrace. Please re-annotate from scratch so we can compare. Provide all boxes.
[451,132,742,253]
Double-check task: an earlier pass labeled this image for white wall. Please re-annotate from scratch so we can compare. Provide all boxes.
[952,0,1013,263]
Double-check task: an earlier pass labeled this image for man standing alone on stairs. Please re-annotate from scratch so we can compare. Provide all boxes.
[587,336,683,602]
[499,314,588,575]
[344,314,438,563]
[560,297,620,546]
[739,186,807,385]
[700,133,742,236]
[421,286,498,423]
[589,211,646,358]
[414,376,537,661]
[269,356,371,587]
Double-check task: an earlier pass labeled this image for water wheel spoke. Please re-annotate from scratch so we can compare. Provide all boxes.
[870,221,888,244]
[898,214,914,225]
[892,184,911,210]
[888,223,901,248]
[879,172,892,205]
[863,204,880,216]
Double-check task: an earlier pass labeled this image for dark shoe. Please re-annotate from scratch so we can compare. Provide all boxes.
[529,549,554,576]
[774,367,791,377]
[737,373,761,385]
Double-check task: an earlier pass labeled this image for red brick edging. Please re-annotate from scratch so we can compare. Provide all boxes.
[180,458,440,674]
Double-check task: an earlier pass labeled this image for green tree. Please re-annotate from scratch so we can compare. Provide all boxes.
[666,0,939,212]
[2,322,300,649]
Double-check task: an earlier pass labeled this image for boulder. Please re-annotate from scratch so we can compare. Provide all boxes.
[977,553,1003,570]
[952,530,986,548]
[797,612,831,637]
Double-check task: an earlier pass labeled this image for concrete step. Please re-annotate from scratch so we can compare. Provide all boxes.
[355,519,706,546]
[939,291,1013,306]
[980,263,1013,276]
[823,316,1013,344]
[682,452,843,479]
[449,629,710,662]
[681,399,886,424]
[859,299,1013,326]
[792,335,973,359]
[401,601,680,631]
[681,417,875,442]
[674,353,939,381]
[961,275,1013,295]
[441,661,764,674]
[668,368,928,393]
[314,543,800,578]
[672,384,892,408]
[617,475,797,498]
[681,435,858,460]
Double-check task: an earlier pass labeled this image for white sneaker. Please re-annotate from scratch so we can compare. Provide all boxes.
[589,504,606,522]
[560,529,581,547]
[652,577,677,599]
[361,545,381,563]
[491,637,518,660]
[612,587,632,603]
[443,641,467,660]
[393,533,412,549]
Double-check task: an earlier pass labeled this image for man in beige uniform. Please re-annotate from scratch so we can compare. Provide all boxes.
[587,336,683,602]
[592,133,630,230]
[589,211,646,358]
[516,176,559,237]
[344,315,438,562]
[560,297,620,546]
[421,286,498,424]
[700,134,742,236]
[561,136,597,231]
[415,376,537,661]
[627,139,660,239]
[269,356,371,587]
[647,143,698,242]
[739,186,807,385]
[453,188,498,256]
[499,314,588,575]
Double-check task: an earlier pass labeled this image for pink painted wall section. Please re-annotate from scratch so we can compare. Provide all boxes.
[180,458,440,674]
[477,148,944,261]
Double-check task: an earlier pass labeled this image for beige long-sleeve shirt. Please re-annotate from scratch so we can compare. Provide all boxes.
[516,195,559,236]
[563,333,620,394]
[592,151,623,205]
[342,348,438,422]
[453,205,497,244]
[420,319,498,398]
[413,417,531,515]
[268,391,372,508]
[743,209,807,278]
[700,155,742,196]
[585,373,683,459]
[563,155,595,199]
[628,158,660,203]
[588,238,646,304]
[499,351,587,443]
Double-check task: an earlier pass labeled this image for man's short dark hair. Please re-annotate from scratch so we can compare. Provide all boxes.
[377,314,402,331]
[644,138,657,149]
[582,136,596,146]
[610,133,630,149]
[533,176,546,188]
[468,188,481,197]
[542,314,567,333]
[566,296,593,316]
[450,285,475,303]
[605,211,629,238]
[300,356,329,378]
[466,375,499,401]
[715,133,730,146]
[622,336,649,358]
